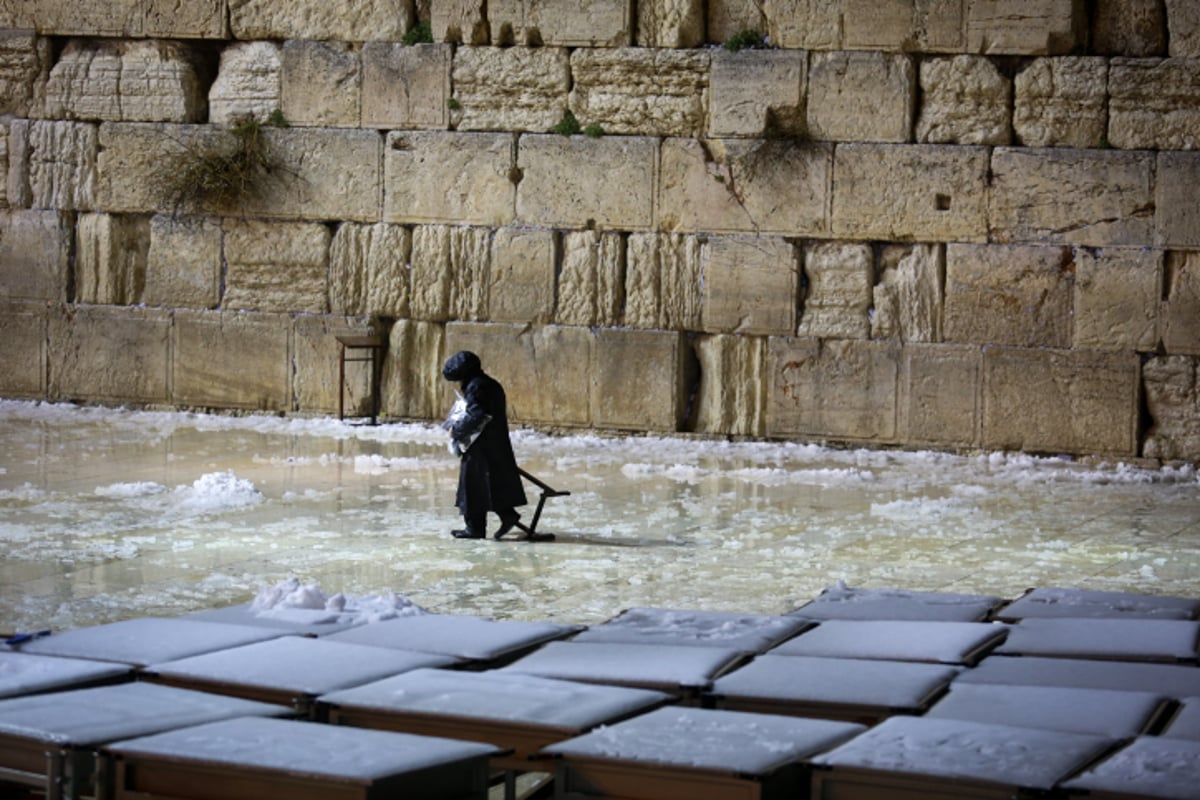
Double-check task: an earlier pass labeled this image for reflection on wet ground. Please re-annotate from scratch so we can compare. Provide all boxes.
[1,401,1198,633]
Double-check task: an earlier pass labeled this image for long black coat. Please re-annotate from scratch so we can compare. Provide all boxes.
[449,370,527,517]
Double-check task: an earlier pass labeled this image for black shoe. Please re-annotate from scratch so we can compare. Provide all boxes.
[493,512,521,540]
[452,528,484,539]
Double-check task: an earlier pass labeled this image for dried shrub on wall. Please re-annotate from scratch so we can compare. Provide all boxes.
[157,113,288,213]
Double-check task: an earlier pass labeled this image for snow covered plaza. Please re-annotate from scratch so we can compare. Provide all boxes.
[3,400,1200,799]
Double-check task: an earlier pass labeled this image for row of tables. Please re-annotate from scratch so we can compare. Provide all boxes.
[2,585,1199,800]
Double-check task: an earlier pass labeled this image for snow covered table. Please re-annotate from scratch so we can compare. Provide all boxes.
[0,651,131,699]
[996,587,1200,623]
[1060,736,1200,800]
[0,682,289,800]
[17,617,285,667]
[143,636,454,718]
[924,682,1170,737]
[707,655,959,725]
[569,607,812,654]
[101,716,503,800]
[790,586,1004,622]
[318,667,670,797]
[1162,697,1200,740]
[768,620,1007,665]
[957,655,1200,698]
[323,613,583,667]
[542,706,865,800]
[993,618,1200,663]
[809,716,1114,800]
[498,640,745,700]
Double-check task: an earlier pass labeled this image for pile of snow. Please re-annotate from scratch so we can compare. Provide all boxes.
[174,472,263,514]
[249,578,426,625]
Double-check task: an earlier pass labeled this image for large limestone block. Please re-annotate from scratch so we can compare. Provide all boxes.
[796,240,871,340]
[143,0,229,39]
[917,55,1011,145]
[44,39,207,123]
[0,301,46,397]
[223,219,330,313]
[409,225,491,321]
[382,318,445,420]
[144,214,222,309]
[208,41,281,125]
[1109,58,1200,150]
[1013,57,1108,148]
[1166,0,1200,57]
[8,119,97,210]
[453,46,570,132]
[517,134,656,230]
[557,231,624,327]
[1093,0,1165,57]
[693,333,765,436]
[329,222,411,318]
[701,236,798,335]
[1142,355,1200,461]
[638,0,704,47]
[767,337,901,442]
[982,347,1139,456]
[489,0,632,46]
[763,0,842,49]
[432,0,489,44]
[569,48,708,137]
[989,148,1155,247]
[943,243,1074,348]
[592,328,689,431]
[708,49,805,139]
[1163,251,1200,356]
[444,321,594,426]
[624,232,703,330]
[489,227,556,324]
[48,305,170,403]
[0,0,142,36]
[659,138,832,236]
[281,40,360,129]
[229,0,415,41]
[706,0,765,46]
[385,131,515,226]
[75,212,149,305]
[0,210,71,302]
[0,29,50,117]
[293,315,379,416]
[841,0,965,52]
[871,243,944,343]
[965,0,1084,55]
[832,143,989,242]
[362,43,450,130]
[174,310,293,410]
[98,123,382,222]
[1074,247,1162,353]
[897,343,981,448]
[1157,152,1200,248]
[807,51,914,143]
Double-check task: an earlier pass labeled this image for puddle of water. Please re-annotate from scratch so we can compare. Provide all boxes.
[2,401,1198,633]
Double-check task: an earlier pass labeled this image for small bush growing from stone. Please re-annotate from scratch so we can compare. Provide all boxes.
[724,29,766,51]
[583,123,605,138]
[553,109,581,136]
[158,113,287,213]
[404,21,433,45]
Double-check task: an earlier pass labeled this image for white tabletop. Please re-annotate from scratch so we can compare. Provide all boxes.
[19,617,284,667]
[0,651,130,699]
[570,607,811,653]
[770,619,1006,664]
[324,613,581,662]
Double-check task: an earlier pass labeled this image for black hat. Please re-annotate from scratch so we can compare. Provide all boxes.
[442,350,482,381]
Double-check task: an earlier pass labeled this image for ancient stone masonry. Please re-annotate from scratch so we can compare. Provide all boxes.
[2,0,1199,463]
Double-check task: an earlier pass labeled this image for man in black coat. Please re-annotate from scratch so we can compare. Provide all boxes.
[442,351,527,539]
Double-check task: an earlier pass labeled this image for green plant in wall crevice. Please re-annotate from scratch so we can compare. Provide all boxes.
[157,112,289,214]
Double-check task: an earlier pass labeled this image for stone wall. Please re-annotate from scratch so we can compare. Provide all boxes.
[1,1,1198,462]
